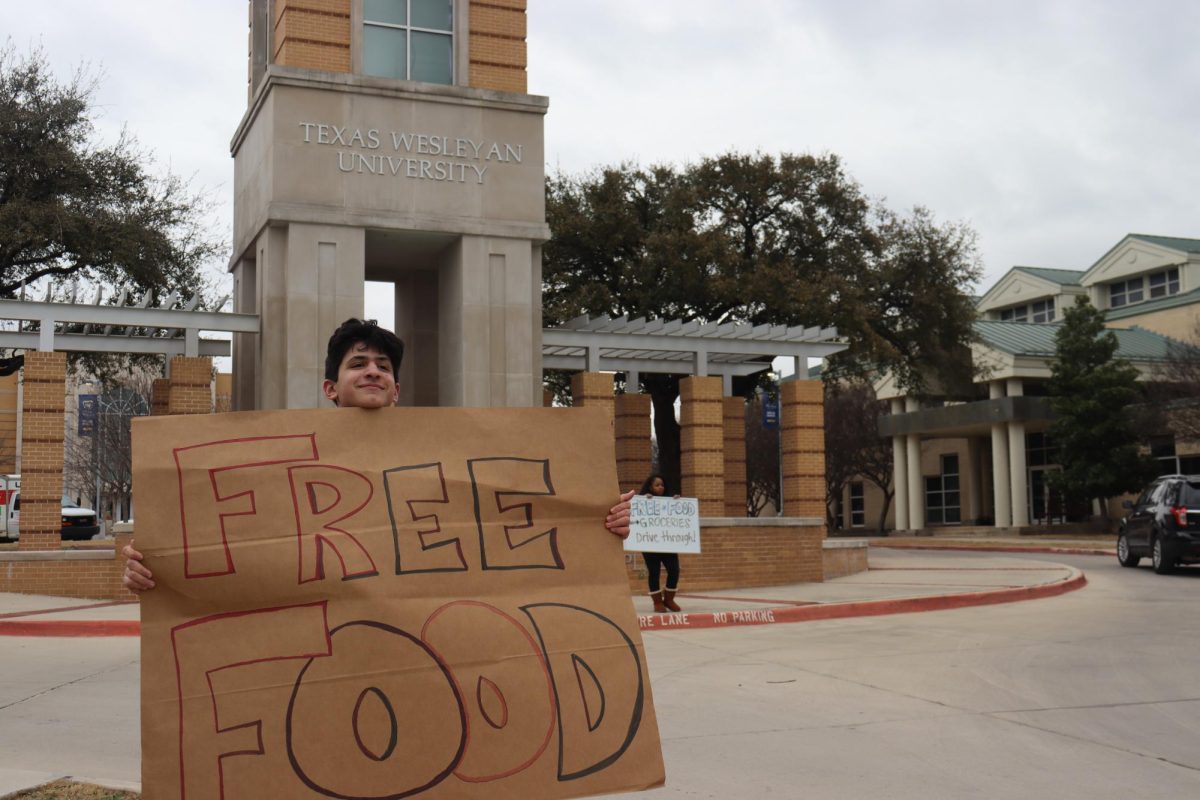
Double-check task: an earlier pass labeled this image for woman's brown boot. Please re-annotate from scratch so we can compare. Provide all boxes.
[650,591,668,613]
[663,589,681,612]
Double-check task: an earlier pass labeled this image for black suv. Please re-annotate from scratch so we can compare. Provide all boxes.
[1117,475,1200,574]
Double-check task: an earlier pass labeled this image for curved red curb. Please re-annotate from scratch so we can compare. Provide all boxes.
[0,619,141,637]
[1,569,1090,637]
[637,569,1087,631]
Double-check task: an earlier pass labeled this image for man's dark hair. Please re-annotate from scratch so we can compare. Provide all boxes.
[324,318,404,382]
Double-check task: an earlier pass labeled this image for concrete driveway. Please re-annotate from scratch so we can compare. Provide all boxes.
[1,550,1197,799]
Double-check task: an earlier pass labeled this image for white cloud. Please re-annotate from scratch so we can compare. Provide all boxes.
[4,0,1198,301]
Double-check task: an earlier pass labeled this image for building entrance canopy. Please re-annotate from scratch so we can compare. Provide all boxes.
[543,314,847,385]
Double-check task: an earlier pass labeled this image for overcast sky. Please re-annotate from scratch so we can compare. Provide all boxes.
[6,0,1199,308]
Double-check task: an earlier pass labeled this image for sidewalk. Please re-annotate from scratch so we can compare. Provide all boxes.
[0,547,1096,798]
[0,547,1089,638]
[863,532,1116,556]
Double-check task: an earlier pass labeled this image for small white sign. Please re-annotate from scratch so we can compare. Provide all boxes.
[623,495,701,554]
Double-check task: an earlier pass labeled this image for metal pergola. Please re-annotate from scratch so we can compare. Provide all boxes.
[542,314,847,391]
[0,289,259,358]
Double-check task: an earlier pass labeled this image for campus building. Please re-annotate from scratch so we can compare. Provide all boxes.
[834,234,1200,533]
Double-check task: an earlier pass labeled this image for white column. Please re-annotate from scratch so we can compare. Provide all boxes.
[891,399,909,531]
[442,236,538,407]
[966,437,983,524]
[1008,420,1029,527]
[1006,379,1029,527]
[905,397,924,530]
[990,382,1011,528]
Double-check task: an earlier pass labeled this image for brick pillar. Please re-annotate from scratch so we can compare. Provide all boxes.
[614,394,652,493]
[542,388,554,408]
[168,357,214,415]
[723,396,747,516]
[151,378,170,416]
[272,0,352,73]
[781,380,825,519]
[570,372,615,419]
[18,352,66,550]
[680,376,724,517]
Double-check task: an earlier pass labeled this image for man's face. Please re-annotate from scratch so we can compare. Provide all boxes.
[322,342,399,409]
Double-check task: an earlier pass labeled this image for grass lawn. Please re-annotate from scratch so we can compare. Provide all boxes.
[7,780,138,799]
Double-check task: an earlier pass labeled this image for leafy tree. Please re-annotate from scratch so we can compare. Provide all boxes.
[544,151,980,488]
[0,46,222,299]
[826,206,980,397]
[1047,297,1155,517]
[824,383,893,531]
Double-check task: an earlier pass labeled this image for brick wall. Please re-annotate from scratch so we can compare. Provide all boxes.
[5,351,142,599]
[822,542,869,579]
[723,396,747,516]
[680,376,724,516]
[0,532,137,601]
[570,372,614,420]
[469,0,528,93]
[626,523,826,592]
[780,380,826,519]
[253,0,530,94]
[615,393,652,493]
[0,372,17,473]
[273,0,352,72]
[18,352,66,551]
[168,357,214,415]
[151,378,170,416]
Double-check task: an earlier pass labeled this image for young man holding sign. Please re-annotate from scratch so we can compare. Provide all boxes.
[123,318,634,590]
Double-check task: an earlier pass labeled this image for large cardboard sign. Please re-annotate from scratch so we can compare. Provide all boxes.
[623,496,701,554]
[133,407,664,800]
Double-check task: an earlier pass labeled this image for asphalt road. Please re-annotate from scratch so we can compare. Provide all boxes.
[1,551,1197,799]
[612,551,1200,800]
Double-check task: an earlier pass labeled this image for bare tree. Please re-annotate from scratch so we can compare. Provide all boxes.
[825,383,894,532]
[1149,317,1200,442]
[745,394,780,517]
[64,369,156,524]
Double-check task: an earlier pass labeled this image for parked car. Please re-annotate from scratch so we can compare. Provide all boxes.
[0,475,100,542]
[1117,474,1200,574]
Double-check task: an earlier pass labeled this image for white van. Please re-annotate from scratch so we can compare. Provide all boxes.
[0,475,100,542]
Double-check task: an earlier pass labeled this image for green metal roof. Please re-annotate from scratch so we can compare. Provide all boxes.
[1104,285,1200,321]
[1129,234,1200,254]
[974,319,1176,361]
[1011,266,1084,286]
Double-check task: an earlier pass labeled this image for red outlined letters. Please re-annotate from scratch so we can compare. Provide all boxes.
[171,602,332,800]
[174,435,319,578]
[287,465,378,583]
[421,601,556,783]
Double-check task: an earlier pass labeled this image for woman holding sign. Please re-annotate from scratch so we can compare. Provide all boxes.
[640,474,682,613]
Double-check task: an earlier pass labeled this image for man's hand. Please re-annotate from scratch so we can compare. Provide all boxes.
[122,540,155,592]
[605,490,635,539]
